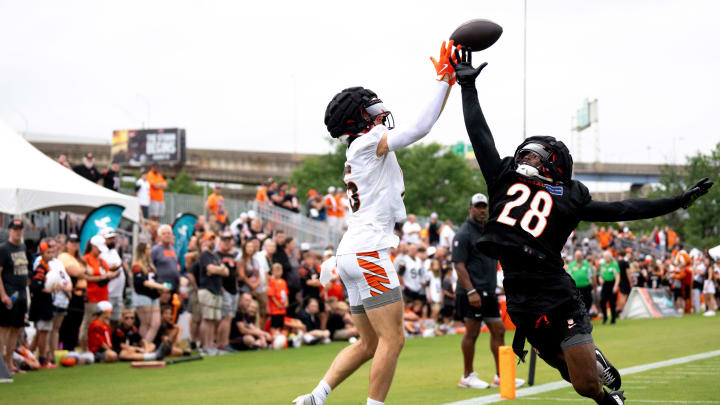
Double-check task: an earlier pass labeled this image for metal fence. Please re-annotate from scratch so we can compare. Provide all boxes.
[130,190,343,250]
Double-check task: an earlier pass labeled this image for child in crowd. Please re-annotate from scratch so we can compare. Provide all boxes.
[29,240,56,367]
[112,308,169,361]
[87,301,118,363]
[267,263,289,336]
[154,305,189,356]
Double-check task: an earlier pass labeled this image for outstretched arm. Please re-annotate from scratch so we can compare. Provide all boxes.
[377,41,456,157]
[452,47,503,184]
[579,178,713,222]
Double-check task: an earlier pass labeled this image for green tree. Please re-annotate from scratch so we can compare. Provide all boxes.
[166,168,204,196]
[290,141,486,224]
[625,143,720,248]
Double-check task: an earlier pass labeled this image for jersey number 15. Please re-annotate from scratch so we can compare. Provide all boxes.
[496,183,553,237]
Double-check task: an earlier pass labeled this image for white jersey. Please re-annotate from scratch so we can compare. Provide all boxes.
[398,256,426,293]
[336,125,406,255]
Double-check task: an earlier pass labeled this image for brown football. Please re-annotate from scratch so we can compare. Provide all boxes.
[450,19,503,52]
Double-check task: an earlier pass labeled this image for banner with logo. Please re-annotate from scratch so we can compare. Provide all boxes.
[79,204,125,255]
[621,287,682,319]
[172,213,197,273]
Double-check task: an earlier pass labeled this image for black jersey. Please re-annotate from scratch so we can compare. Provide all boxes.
[459,82,685,313]
[480,157,591,269]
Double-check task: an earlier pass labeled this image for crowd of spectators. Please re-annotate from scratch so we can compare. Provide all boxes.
[2,156,717,375]
[562,223,720,322]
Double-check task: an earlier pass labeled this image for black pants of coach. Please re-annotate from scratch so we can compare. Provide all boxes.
[600,281,617,324]
[577,286,593,315]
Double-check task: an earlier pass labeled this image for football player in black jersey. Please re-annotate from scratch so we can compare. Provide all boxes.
[451,48,713,405]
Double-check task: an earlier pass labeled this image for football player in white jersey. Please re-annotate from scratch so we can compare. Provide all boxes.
[293,41,458,405]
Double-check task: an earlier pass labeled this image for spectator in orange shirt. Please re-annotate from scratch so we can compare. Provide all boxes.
[147,164,168,221]
[87,301,118,363]
[79,235,120,351]
[206,185,228,226]
[596,226,612,250]
[324,186,339,230]
[666,226,678,250]
[255,179,270,204]
[267,263,289,334]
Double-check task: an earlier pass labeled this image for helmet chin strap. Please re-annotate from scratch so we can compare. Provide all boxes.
[516,163,552,182]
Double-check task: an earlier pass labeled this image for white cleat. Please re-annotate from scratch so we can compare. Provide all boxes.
[292,394,316,405]
[490,375,526,388]
[458,372,490,389]
[703,310,716,317]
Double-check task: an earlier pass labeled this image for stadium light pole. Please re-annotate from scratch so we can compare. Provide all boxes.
[522,0,527,140]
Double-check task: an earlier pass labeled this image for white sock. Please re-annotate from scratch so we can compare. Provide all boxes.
[311,380,332,404]
[143,353,157,360]
[367,398,384,405]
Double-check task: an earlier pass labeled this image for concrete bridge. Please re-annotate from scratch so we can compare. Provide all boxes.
[30,135,681,201]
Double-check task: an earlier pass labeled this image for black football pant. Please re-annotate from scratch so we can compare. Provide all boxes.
[600,282,617,324]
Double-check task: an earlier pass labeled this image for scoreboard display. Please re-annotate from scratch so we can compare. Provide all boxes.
[112,128,186,167]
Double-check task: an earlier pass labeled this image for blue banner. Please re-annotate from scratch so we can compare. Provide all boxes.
[79,204,125,255]
[172,213,197,273]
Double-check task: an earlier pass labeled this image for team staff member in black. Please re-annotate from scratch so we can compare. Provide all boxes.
[452,48,713,405]
[0,219,30,375]
[453,193,524,389]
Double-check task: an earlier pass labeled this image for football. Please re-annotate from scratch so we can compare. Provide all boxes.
[450,19,503,52]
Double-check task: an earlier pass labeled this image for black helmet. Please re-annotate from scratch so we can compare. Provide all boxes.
[324,87,393,139]
[514,135,573,184]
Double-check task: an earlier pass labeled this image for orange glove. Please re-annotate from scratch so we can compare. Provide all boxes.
[430,40,459,85]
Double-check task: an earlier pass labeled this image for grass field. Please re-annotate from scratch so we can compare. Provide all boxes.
[3,314,719,404]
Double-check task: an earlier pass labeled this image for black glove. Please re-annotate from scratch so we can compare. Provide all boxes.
[680,177,713,209]
[449,47,488,87]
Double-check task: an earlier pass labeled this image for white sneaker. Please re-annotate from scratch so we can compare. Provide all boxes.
[704,310,716,317]
[490,374,526,388]
[292,394,316,405]
[292,332,303,348]
[458,372,490,389]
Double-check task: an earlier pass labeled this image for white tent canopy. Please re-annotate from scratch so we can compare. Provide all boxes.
[0,121,139,222]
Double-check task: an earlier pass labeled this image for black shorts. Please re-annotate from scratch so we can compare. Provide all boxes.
[270,314,285,328]
[440,304,454,319]
[93,349,106,363]
[403,288,423,303]
[0,296,27,328]
[456,291,501,322]
[509,289,593,362]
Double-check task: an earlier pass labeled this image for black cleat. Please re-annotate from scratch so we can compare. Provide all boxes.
[596,348,621,391]
[606,390,626,404]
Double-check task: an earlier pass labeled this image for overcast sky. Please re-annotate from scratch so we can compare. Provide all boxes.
[1,0,718,166]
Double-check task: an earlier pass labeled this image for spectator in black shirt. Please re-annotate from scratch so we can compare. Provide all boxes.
[230,292,270,350]
[0,219,29,375]
[132,242,169,343]
[112,308,168,361]
[73,153,101,184]
[102,162,121,191]
[325,300,358,341]
[297,298,331,345]
[427,212,441,246]
[281,185,301,213]
[197,233,228,354]
[217,231,239,351]
[154,305,187,357]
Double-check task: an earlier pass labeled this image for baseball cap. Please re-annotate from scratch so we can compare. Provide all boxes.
[8,219,23,229]
[247,210,257,219]
[300,242,311,251]
[471,193,488,206]
[306,189,318,197]
[240,212,248,219]
[68,233,80,242]
[328,186,336,194]
[90,235,108,253]
[430,212,438,219]
[100,228,117,239]
[202,232,217,241]
[427,246,437,257]
[96,301,113,313]
[323,249,334,257]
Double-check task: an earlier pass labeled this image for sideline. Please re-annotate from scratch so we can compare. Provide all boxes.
[442,349,720,405]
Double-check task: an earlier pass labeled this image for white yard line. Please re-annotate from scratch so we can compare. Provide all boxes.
[443,349,720,405]
[522,398,720,403]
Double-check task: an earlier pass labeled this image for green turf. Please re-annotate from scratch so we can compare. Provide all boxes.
[3,314,719,404]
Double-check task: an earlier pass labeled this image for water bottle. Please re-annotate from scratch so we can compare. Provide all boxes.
[10,291,18,303]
